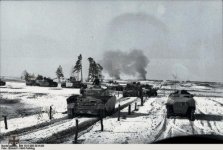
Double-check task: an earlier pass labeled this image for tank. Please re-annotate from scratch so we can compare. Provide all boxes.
[66,85,116,118]
[166,90,196,121]
[0,79,6,86]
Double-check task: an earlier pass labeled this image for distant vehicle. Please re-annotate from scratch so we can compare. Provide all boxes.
[0,79,6,86]
[123,83,141,97]
[26,79,36,86]
[66,85,116,118]
[106,80,124,91]
[62,77,87,89]
[141,84,158,97]
[65,80,87,89]
[36,78,58,87]
[166,90,196,121]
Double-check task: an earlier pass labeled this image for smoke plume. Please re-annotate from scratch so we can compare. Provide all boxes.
[101,49,149,79]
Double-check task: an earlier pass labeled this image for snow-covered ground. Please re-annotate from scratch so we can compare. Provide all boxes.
[1,80,223,144]
[0,82,79,121]
[0,81,138,144]
[62,81,223,144]
[70,94,223,144]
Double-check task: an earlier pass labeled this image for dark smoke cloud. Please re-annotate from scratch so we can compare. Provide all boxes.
[101,50,149,79]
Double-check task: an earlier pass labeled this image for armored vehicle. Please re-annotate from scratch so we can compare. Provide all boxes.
[62,77,87,89]
[123,83,141,97]
[141,84,158,97]
[166,90,196,121]
[106,81,124,91]
[26,79,36,86]
[65,80,87,89]
[0,79,6,86]
[66,85,116,118]
[36,78,58,87]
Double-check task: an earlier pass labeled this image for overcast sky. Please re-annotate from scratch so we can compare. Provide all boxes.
[0,0,222,82]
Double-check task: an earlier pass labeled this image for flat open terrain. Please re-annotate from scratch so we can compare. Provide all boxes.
[1,80,223,144]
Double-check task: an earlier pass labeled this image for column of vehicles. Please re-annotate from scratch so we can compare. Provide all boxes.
[25,76,196,121]
[66,80,196,121]
[66,80,159,118]
[26,77,58,87]
[26,76,87,88]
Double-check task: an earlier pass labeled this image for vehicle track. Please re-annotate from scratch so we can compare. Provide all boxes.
[153,116,167,142]
[206,98,223,107]
[194,107,220,135]
[1,97,138,144]
[189,121,195,134]
[0,116,68,139]
[153,117,197,142]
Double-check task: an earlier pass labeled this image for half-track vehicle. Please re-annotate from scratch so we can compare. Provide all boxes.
[26,79,36,86]
[166,90,196,121]
[36,78,58,87]
[62,77,87,89]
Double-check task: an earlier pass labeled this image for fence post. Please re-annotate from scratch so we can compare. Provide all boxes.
[141,96,143,106]
[135,102,137,111]
[74,119,79,144]
[128,104,131,115]
[100,117,104,131]
[118,104,121,121]
[3,116,8,129]
[49,106,52,120]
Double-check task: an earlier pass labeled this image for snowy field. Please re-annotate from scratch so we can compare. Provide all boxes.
[1,80,223,144]
[0,82,79,121]
[64,81,223,144]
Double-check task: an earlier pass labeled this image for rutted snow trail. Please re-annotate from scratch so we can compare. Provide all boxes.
[1,81,223,144]
[74,94,223,144]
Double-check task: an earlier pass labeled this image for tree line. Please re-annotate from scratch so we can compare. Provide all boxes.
[22,54,103,82]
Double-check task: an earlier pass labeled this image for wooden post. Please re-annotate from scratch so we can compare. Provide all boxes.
[49,106,52,120]
[128,104,131,115]
[118,104,121,121]
[135,102,137,111]
[74,119,79,144]
[141,96,143,106]
[3,116,8,129]
[100,117,104,131]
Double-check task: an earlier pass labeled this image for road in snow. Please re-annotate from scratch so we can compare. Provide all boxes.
[1,81,223,144]
[64,82,223,144]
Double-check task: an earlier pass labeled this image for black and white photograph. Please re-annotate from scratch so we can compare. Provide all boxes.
[0,0,223,147]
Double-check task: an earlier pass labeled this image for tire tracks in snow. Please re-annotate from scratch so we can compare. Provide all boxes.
[194,107,221,135]
[153,117,197,142]
[206,98,223,107]
[153,116,167,142]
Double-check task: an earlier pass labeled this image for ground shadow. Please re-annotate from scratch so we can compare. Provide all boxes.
[110,111,150,119]
[168,114,223,121]
[194,114,223,121]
